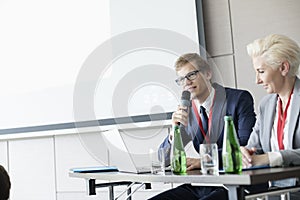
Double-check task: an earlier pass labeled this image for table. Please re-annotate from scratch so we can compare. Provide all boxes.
[69,166,300,200]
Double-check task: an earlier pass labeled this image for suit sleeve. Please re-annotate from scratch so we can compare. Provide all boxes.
[280,150,300,166]
[218,90,256,169]
[246,112,263,151]
[158,136,172,166]
[235,91,256,146]
[280,109,300,166]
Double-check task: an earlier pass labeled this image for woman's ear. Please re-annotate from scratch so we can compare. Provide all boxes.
[280,61,290,76]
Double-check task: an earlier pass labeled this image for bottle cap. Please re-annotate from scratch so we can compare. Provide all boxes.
[224,115,233,121]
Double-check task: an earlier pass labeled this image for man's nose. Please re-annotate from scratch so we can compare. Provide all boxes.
[184,78,192,85]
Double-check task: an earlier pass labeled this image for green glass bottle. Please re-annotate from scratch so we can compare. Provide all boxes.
[171,125,187,174]
[222,116,242,174]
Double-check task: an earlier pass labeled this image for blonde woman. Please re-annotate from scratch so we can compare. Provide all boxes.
[242,34,300,190]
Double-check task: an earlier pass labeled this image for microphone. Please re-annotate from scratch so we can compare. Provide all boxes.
[181,90,191,110]
[179,90,191,127]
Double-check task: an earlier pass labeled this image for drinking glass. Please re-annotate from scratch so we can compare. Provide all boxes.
[199,143,219,175]
[149,148,165,175]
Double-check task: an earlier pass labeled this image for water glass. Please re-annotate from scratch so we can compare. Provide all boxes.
[199,143,219,175]
[149,148,165,175]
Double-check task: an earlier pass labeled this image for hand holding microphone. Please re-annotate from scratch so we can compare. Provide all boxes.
[172,90,191,127]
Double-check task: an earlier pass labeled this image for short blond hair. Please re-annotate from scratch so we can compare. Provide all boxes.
[175,53,210,73]
[247,34,300,76]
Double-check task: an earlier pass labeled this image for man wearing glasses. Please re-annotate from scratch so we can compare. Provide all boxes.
[149,53,256,200]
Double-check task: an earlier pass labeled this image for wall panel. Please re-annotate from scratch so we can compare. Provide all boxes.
[9,137,56,200]
[230,0,300,106]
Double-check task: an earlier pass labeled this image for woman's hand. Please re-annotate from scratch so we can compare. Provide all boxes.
[250,154,269,166]
[240,146,269,168]
[240,146,256,168]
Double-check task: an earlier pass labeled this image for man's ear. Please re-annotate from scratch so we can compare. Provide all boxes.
[280,61,290,76]
[205,70,212,81]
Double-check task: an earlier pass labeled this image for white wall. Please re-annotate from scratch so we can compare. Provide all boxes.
[3,125,170,200]
[0,141,8,169]
[202,0,300,108]
[9,137,56,200]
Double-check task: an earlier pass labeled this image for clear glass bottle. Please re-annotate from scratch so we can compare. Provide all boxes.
[222,116,242,174]
[171,125,187,174]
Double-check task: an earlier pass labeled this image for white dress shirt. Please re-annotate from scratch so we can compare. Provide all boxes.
[268,94,294,167]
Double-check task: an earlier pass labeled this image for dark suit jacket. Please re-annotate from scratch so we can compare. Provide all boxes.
[160,83,256,167]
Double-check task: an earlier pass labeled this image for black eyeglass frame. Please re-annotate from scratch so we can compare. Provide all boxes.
[175,70,201,86]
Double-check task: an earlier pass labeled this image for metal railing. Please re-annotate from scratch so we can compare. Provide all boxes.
[245,186,300,200]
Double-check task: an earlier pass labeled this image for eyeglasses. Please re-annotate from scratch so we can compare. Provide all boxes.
[175,70,201,86]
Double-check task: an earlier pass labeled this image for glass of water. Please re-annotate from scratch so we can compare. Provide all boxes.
[149,148,165,175]
[199,143,219,175]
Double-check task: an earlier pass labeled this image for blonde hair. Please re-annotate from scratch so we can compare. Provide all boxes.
[247,34,300,76]
[175,53,210,73]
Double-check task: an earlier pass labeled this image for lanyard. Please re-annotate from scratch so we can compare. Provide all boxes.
[277,88,293,150]
[192,93,215,143]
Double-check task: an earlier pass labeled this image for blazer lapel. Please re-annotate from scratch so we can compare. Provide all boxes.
[263,95,277,151]
[287,78,300,149]
[210,84,226,143]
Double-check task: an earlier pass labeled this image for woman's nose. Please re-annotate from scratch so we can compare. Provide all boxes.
[255,74,262,84]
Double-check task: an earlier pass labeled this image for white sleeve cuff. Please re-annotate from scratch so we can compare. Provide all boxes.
[267,152,283,167]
